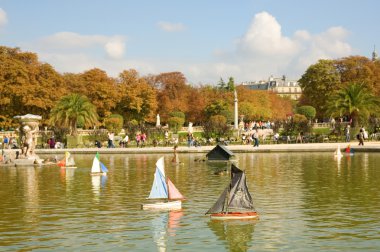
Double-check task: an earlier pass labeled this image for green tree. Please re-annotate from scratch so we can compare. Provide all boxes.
[169,111,185,119]
[168,117,185,133]
[205,100,229,118]
[226,77,235,91]
[327,83,380,127]
[203,115,230,138]
[104,114,124,133]
[49,94,99,135]
[217,78,226,90]
[296,106,316,121]
[298,59,341,118]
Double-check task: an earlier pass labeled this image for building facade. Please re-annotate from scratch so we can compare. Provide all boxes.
[242,75,302,100]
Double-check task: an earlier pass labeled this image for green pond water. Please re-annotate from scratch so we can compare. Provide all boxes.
[0,152,379,251]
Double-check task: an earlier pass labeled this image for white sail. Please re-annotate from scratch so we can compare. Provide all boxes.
[65,152,76,167]
[148,157,168,199]
[91,155,101,173]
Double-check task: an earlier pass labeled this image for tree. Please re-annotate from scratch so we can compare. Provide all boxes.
[226,77,235,91]
[0,46,65,125]
[168,117,185,133]
[117,69,157,123]
[79,68,120,118]
[296,106,316,121]
[335,56,379,92]
[154,72,190,121]
[203,115,230,138]
[49,94,99,135]
[327,83,380,127]
[298,59,341,118]
[104,114,124,133]
[217,78,226,90]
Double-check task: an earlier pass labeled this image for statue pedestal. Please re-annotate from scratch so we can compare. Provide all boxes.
[14,156,43,166]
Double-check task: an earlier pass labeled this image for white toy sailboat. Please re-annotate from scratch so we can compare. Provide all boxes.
[91,152,108,175]
[142,157,185,210]
[57,151,77,168]
[206,164,259,220]
[334,144,343,158]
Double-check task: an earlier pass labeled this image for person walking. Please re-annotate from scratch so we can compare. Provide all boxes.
[358,128,364,146]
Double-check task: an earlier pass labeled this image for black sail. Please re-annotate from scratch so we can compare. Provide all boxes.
[228,164,255,212]
[206,164,255,214]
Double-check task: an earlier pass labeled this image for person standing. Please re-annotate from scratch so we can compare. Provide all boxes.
[135,133,141,147]
[164,130,169,146]
[122,134,129,147]
[344,125,350,142]
[253,130,259,147]
[3,135,9,149]
[141,133,146,147]
[108,132,115,148]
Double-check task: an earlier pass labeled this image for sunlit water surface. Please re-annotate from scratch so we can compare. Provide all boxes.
[1,152,379,251]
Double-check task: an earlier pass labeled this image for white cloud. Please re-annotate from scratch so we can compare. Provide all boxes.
[157,21,185,32]
[225,11,352,82]
[0,8,8,27]
[238,12,298,56]
[21,12,352,85]
[32,32,127,59]
[104,40,125,59]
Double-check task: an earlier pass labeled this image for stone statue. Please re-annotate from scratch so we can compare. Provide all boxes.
[20,122,39,157]
[14,114,41,158]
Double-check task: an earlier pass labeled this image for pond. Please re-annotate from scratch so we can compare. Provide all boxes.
[0,152,379,251]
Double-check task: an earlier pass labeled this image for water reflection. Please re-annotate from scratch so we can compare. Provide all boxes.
[24,167,40,224]
[151,210,183,252]
[91,175,107,200]
[1,153,380,251]
[207,219,257,252]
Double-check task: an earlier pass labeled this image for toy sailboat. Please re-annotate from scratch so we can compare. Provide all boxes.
[91,152,108,175]
[206,164,259,220]
[142,157,185,210]
[57,151,77,168]
[334,144,343,158]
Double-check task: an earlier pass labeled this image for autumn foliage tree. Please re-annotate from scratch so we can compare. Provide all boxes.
[299,56,380,119]
[154,72,190,122]
[77,68,120,118]
[116,69,157,124]
[0,46,65,125]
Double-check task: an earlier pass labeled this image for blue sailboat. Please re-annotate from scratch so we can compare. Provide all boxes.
[142,157,184,210]
[91,152,108,175]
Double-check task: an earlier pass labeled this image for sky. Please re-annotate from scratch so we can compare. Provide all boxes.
[0,0,379,85]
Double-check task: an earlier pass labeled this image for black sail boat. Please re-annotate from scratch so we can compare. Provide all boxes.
[206,164,259,220]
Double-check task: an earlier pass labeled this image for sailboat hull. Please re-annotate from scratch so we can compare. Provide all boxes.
[210,212,259,220]
[142,200,182,210]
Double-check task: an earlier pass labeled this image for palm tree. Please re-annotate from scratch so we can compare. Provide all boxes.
[327,83,380,127]
[50,94,99,135]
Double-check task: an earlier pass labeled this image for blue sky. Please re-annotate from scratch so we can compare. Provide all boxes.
[0,0,379,84]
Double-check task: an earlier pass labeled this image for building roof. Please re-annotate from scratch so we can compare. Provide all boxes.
[206,144,235,160]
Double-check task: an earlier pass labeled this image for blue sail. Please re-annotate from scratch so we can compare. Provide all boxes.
[148,166,168,199]
[100,162,109,173]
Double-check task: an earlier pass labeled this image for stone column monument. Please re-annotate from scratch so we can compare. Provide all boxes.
[156,114,161,127]
[234,90,238,130]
